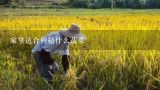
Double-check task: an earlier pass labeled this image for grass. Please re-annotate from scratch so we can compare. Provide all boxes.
[0,9,160,90]
[1,8,160,16]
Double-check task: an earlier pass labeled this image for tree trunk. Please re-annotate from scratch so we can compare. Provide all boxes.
[111,0,114,10]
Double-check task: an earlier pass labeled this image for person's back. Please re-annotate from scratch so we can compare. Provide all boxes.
[32,31,69,55]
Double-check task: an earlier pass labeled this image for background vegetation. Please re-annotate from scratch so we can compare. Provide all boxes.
[0,0,160,9]
[0,9,160,90]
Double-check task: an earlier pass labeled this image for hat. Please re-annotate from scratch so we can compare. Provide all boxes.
[60,24,86,40]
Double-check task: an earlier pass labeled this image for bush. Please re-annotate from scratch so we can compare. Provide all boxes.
[115,0,125,8]
[89,0,111,9]
[89,0,104,9]
[72,0,89,8]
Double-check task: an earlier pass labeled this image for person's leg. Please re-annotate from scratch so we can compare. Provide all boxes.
[33,52,53,84]
[39,49,59,72]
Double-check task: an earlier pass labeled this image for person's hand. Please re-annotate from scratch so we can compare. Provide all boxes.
[48,62,59,74]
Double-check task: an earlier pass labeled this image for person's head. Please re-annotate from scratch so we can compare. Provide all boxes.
[60,24,85,42]
[69,24,80,32]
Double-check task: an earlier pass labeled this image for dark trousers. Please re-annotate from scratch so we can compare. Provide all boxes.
[33,49,55,81]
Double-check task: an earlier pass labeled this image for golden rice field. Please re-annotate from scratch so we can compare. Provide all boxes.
[0,9,160,90]
[0,15,160,30]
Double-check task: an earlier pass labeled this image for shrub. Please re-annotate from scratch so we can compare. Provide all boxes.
[72,0,89,8]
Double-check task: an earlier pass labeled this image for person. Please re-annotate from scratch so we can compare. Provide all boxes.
[32,24,85,84]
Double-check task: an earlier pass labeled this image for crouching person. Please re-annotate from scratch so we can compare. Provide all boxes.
[32,24,85,84]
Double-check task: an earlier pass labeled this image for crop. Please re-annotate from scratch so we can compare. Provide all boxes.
[0,14,160,90]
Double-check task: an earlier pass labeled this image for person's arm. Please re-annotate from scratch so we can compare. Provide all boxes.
[62,55,70,72]
[61,44,70,72]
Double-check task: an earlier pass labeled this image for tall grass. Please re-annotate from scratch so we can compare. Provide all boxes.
[0,15,160,90]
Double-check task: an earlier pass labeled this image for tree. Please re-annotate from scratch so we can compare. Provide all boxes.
[111,0,116,10]
[3,0,11,5]
[115,0,126,8]
[72,0,90,8]
[147,0,160,8]
[69,0,76,4]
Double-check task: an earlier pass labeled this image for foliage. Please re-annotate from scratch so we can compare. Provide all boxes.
[69,0,160,9]
[1,0,160,9]
[72,0,90,8]
[0,12,160,89]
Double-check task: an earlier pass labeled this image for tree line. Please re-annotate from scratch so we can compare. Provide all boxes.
[69,0,160,9]
[0,0,160,9]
